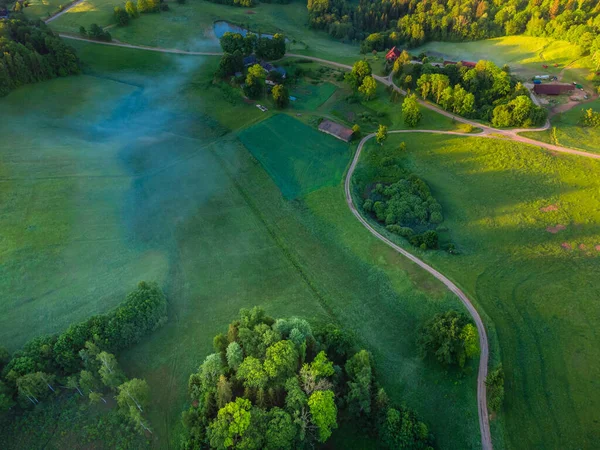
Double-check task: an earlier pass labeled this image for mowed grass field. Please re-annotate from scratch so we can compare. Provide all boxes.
[356,133,600,450]
[50,0,361,62]
[414,36,596,87]
[521,99,600,154]
[0,42,481,449]
[238,114,351,198]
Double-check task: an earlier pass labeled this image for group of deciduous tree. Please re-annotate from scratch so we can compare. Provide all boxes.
[363,173,443,250]
[581,108,600,127]
[0,18,80,97]
[394,58,546,126]
[180,307,434,449]
[0,281,167,435]
[308,0,600,55]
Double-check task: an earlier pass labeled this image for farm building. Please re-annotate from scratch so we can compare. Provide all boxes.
[243,55,257,67]
[533,83,574,95]
[460,60,477,68]
[318,120,354,142]
[385,47,401,62]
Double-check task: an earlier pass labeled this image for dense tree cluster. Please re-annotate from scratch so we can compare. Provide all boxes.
[396,59,546,126]
[0,282,167,417]
[417,310,479,368]
[80,23,112,41]
[219,31,286,60]
[402,93,422,127]
[581,108,600,128]
[363,174,443,250]
[181,307,434,449]
[0,18,80,97]
[307,0,600,53]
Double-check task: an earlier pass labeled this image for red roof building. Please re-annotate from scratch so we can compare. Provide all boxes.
[533,83,574,95]
[318,120,354,142]
[385,46,401,62]
[460,60,477,68]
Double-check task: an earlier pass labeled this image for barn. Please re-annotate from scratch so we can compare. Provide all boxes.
[533,83,574,95]
[385,47,401,62]
[318,120,354,142]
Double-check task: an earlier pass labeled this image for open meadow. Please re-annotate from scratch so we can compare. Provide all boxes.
[0,42,482,448]
[49,0,362,62]
[354,133,600,450]
[413,36,596,89]
[521,99,600,154]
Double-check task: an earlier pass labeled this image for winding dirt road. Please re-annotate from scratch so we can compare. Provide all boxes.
[50,33,600,449]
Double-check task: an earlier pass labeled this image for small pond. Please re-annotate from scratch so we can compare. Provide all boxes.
[213,20,287,41]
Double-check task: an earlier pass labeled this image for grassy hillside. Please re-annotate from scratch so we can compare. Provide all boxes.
[50,0,361,62]
[0,42,481,449]
[413,36,595,88]
[354,133,600,450]
[521,99,600,154]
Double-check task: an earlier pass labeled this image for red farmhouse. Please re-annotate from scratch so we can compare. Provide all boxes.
[385,46,401,62]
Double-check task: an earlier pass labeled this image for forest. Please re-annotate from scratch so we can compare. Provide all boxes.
[0,281,167,434]
[0,18,80,96]
[307,0,600,53]
[180,307,437,449]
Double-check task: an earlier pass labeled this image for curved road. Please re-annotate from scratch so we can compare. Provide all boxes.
[50,32,600,449]
[345,130,493,450]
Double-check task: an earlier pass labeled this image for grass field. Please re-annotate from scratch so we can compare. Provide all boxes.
[0,42,481,449]
[414,36,596,88]
[355,133,600,450]
[238,114,351,199]
[290,80,337,111]
[50,0,362,62]
[22,0,65,20]
[521,99,600,154]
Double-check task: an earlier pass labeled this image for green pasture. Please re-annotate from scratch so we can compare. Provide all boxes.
[50,0,361,62]
[22,0,64,20]
[413,36,595,87]
[0,42,480,449]
[290,80,337,111]
[356,133,600,450]
[521,99,600,154]
[238,113,351,199]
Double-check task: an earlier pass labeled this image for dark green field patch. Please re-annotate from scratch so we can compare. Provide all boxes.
[290,81,337,111]
[238,114,351,199]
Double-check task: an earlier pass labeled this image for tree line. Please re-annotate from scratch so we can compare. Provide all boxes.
[180,307,434,449]
[393,57,547,127]
[0,281,167,434]
[307,0,600,54]
[0,18,80,97]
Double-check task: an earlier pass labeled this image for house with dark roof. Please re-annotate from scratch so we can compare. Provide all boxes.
[0,8,9,19]
[533,83,574,96]
[243,55,257,67]
[385,46,402,62]
[318,120,354,143]
[261,62,275,72]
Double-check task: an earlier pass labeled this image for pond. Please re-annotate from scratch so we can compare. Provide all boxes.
[213,20,287,41]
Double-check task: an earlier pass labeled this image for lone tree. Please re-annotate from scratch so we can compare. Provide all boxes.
[418,310,479,368]
[375,124,388,145]
[358,75,377,100]
[272,84,289,108]
[345,60,372,91]
[402,94,422,127]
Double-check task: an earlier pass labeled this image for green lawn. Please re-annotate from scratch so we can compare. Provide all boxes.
[290,80,337,111]
[0,42,481,449]
[50,0,362,62]
[238,113,352,199]
[413,36,596,88]
[354,133,600,450]
[22,0,65,20]
[521,99,600,154]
